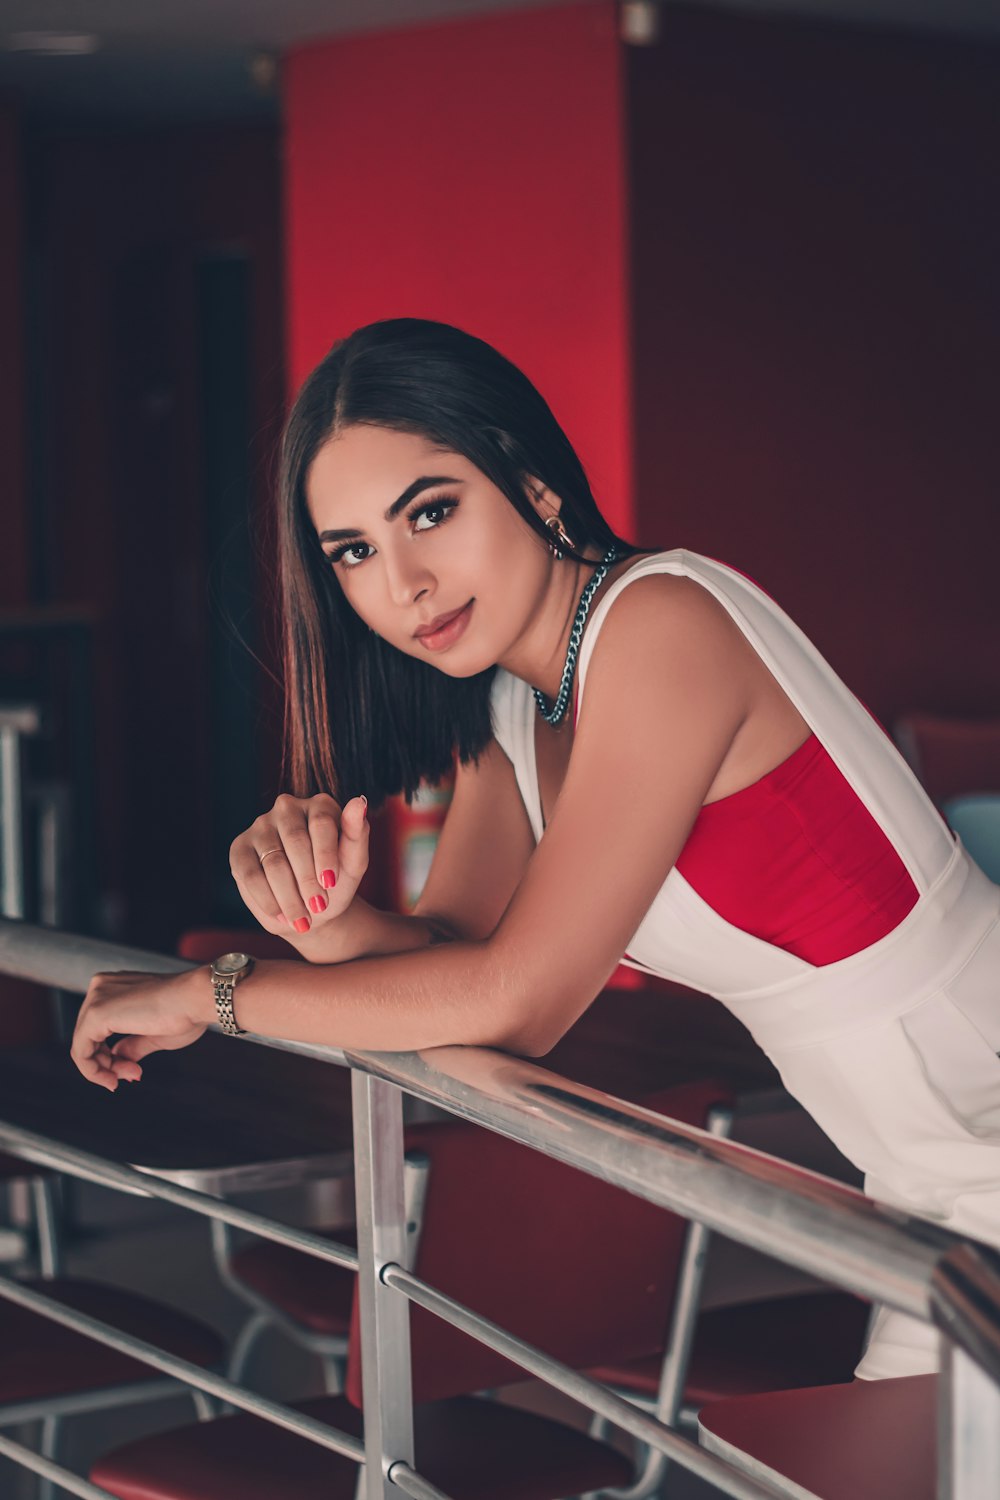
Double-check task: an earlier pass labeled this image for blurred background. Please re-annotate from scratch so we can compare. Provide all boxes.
[0,8,998,1495]
[0,0,998,958]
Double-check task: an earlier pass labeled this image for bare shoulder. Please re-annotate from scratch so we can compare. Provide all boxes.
[585,570,753,688]
[604,567,736,621]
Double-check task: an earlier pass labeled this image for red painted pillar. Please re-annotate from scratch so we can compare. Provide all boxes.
[283,0,633,539]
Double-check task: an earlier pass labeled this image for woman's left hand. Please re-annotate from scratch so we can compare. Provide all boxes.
[70,968,212,1092]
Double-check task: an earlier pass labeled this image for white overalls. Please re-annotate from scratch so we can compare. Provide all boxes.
[490,549,1000,1379]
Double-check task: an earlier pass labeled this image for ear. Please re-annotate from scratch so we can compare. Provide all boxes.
[525,476,560,526]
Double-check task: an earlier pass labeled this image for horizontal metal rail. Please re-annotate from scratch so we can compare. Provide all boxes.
[384,1465,454,1500]
[384,1262,798,1500]
[356,1047,961,1324]
[0,1120,358,1271]
[0,1273,365,1463]
[0,1433,119,1500]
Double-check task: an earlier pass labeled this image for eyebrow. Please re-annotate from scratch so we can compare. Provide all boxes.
[318,475,464,545]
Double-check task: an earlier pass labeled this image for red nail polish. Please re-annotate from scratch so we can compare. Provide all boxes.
[294,917,310,934]
[321,869,337,889]
[309,894,326,914]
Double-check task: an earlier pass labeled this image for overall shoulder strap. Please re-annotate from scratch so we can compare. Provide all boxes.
[575,549,953,892]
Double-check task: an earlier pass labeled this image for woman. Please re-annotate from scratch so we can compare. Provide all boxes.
[71,317,1000,1380]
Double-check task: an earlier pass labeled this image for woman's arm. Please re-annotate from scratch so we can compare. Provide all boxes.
[72,576,752,1084]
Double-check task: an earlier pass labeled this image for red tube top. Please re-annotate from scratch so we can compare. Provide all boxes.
[675,733,919,966]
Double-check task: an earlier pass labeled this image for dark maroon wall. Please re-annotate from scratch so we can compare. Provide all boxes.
[30,124,285,945]
[0,110,29,606]
[628,11,1000,722]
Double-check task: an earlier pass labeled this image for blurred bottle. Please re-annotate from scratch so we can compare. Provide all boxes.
[385,775,455,913]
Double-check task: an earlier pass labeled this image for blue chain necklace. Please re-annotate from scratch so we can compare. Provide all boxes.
[532,545,622,726]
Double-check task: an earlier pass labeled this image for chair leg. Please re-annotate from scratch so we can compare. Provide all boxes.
[30,1179,62,1281]
[226,1309,271,1390]
[321,1354,346,1395]
[191,1390,216,1422]
[35,1414,61,1500]
[588,1412,612,1444]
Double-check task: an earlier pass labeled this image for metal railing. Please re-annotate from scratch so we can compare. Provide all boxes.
[1,917,1000,1499]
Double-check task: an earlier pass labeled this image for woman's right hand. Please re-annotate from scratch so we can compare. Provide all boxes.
[229,793,369,941]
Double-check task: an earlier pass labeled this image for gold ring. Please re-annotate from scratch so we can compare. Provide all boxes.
[258,847,285,865]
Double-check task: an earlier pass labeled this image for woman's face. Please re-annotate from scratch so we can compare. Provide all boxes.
[305,423,557,676]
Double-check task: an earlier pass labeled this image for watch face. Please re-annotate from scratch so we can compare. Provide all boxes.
[216,952,251,976]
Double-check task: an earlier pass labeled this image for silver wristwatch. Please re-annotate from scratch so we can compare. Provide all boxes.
[210,952,254,1036]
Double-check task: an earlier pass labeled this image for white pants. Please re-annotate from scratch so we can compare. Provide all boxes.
[787,911,1000,1379]
[728,856,1000,1380]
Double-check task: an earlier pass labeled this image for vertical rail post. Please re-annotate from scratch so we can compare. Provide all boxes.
[939,1341,1000,1499]
[352,1070,415,1499]
[0,724,25,920]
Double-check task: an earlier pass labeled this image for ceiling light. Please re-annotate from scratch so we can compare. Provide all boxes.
[620,2,661,46]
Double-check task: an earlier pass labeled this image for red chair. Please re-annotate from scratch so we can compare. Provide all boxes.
[90,1080,733,1500]
[585,1292,870,1497]
[591,1289,871,1413]
[0,1277,225,1500]
[699,1373,936,1499]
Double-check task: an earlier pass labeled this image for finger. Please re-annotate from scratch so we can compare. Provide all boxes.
[334,795,370,896]
[231,820,307,931]
[231,855,289,930]
[70,1017,120,1092]
[111,1034,165,1068]
[237,883,298,941]
[278,794,343,920]
[309,797,369,923]
[267,795,331,929]
[259,847,314,932]
[307,796,344,897]
[107,1042,144,1083]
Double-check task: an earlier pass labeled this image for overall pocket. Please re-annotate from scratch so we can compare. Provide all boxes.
[902,990,1000,1139]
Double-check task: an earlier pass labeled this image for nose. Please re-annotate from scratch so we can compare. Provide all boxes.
[383,545,433,611]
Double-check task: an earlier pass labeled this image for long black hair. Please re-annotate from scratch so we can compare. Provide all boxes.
[278,317,635,808]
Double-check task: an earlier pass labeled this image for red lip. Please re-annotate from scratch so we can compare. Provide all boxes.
[413,601,473,639]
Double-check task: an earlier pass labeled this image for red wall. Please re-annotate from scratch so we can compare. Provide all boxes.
[628,11,1000,723]
[283,0,633,538]
[0,110,29,605]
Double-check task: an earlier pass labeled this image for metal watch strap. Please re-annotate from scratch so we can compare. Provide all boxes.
[213,975,245,1036]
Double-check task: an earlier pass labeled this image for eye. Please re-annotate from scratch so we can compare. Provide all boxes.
[328,541,372,570]
[410,498,458,533]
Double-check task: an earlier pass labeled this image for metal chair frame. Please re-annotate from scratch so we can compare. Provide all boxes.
[211,1151,430,1397]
